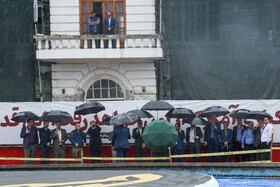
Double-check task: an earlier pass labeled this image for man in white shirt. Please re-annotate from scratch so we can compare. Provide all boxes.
[261,117,273,160]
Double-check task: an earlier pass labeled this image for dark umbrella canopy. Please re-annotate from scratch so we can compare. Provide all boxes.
[199,106,230,118]
[165,108,196,119]
[41,110,73,124]
[102,116,113,125]
[109,113,138,125]
[183,117,208,126]
[229,109,250,119]
[11,111,40,122]
[141,100,174,111]
[74,102,105,115]
[127,109,153,118]
[246,111,273,120]
[143,120,178,153]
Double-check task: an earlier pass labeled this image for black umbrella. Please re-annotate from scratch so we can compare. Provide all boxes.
[246,111,273,120]
[141,100,174,111]
[182,117,207,126]
[11,111,40,122]
[165,108,196,119]
[41,110,73,124]
[141,100,174,119]
[74,102,105,115]
[199,106,230,118]
[127,109,153,118]
[229,109,250,119]
[101,116,113,125]
[109,113,138,125]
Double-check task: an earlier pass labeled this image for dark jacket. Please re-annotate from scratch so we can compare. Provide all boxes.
[112,125,131,150]
[233,125,246,145]
[87,125,102,146]
[132,127,145,148]
[253,127,262,148]
[69,129,86,147]
[204,122,221,145]
[220,129,233,150]
[175,130,186,150]
[186,126,203,147]
[104,17,116,34]
[50,128,68,150]
[88,16,100,34]
[39,127,51,146]
[20,126,38,149]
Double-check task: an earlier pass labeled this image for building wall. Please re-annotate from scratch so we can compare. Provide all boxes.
[52,60,156,101]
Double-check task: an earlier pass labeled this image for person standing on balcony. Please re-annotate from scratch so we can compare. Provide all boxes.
[88,11,100,48]
[104,10,116,48]
[87,120,102,163]
[132,120,146,162]
[39,120,51,164]
[20,119,38,164]
[50,121,68,164]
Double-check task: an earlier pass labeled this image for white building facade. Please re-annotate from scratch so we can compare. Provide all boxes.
[35,0,163,101]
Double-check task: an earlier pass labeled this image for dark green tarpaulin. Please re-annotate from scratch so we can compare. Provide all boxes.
[0,0,35,101]
[162,0,280,100]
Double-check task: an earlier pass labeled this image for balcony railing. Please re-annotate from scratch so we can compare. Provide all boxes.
[34,34,162,50]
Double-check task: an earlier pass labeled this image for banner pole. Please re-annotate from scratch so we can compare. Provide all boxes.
[270,128,274,162]
[169,147,172,163]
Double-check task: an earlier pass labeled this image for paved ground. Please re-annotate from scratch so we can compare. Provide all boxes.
[0,170,217,187]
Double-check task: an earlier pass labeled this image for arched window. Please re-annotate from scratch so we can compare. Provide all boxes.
[86,79,124,100]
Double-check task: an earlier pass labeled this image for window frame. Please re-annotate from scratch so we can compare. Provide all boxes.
[85,78,125,101]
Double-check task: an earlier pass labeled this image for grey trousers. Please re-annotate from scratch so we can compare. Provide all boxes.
[24,144,37,164]
[53,146,65,164]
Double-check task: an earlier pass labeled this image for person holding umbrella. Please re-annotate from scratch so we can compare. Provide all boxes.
[233,118,246,162]
[87,120,102,163]
[39,120,51,164]
[253,119,264,161]
[132,120,146,162]
[204,115,221,162]
[186,123,203,162]
[20,119,38,164]
[261,117,273,160]
[220,121,233,162]
[173,123,185,162]
[69,123,87,163]
[50,121,68,164]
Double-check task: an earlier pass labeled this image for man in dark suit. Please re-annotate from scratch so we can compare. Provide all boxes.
[39,120,51,164]
[253,119,264,161]
[87,120,102,163]
[220,121,233,162]
[204,114,221,162]
[104,10,116,48]
[50,121,68,164]
[186,123,203,162]
[132,120,146,162]
[112,125,131,163]
[233,118,246,162]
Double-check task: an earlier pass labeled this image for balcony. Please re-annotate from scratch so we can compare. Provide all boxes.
[34,34,163,61]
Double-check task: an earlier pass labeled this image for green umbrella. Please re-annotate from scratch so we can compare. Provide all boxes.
[143,120,178,153]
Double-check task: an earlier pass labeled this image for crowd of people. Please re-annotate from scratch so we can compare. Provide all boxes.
[20,115,273,164]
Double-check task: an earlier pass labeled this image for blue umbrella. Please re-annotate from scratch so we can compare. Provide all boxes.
[109,113,138,125]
